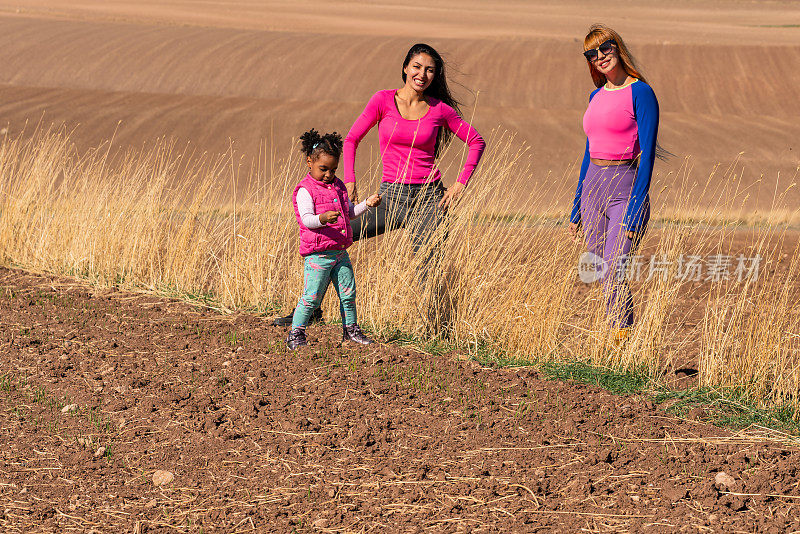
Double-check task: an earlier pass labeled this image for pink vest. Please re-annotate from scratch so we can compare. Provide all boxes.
[292,174,354,256]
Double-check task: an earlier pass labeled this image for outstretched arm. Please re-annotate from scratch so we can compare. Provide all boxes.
[440,104,486,186]
[347,199,369,219]
[438,104,486,211]
[343,92,384,200]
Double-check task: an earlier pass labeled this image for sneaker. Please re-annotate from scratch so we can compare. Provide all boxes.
[286,329,308,350]
[273,307,323,327]
[342,324,373,345]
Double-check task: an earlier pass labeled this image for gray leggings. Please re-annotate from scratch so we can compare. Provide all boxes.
[351,180,446,253]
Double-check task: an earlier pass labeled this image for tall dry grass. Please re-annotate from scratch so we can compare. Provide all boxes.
[0,127,799,415]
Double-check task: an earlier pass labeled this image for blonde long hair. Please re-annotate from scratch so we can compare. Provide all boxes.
[584,24,647,88]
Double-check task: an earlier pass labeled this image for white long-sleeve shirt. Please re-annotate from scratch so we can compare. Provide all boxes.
[295,187,369,229]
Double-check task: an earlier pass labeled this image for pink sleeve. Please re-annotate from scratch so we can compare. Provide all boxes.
[440,103,486,185]
[343,91,384,184]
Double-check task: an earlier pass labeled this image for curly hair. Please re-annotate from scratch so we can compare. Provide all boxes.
[299,129,343,160]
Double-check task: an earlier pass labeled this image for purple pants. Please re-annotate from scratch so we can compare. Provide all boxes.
[580,162,649,328]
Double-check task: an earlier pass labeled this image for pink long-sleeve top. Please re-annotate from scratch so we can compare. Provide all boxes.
[343,89,485,186]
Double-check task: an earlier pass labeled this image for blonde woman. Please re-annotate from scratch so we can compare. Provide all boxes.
[569,24,660,340]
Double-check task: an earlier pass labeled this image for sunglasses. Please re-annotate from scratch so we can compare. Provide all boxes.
[583,39,617,61]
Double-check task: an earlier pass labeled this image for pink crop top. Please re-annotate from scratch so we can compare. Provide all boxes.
[343,90,485,185]
[582,81,640,161]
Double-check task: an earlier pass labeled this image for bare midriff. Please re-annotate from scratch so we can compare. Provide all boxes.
[591,158,635,166]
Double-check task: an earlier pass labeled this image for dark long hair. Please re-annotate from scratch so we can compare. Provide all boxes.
[402,43,460,159]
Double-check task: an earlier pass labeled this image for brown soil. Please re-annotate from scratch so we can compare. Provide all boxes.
[1,267,799,532]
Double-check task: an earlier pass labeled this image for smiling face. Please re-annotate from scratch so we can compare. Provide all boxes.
[307,152,338,184]
[587,41,620,76]
[403,53,436,93]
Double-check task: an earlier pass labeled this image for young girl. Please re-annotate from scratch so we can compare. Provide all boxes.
[287,129,381,350]
[569,24,660,341]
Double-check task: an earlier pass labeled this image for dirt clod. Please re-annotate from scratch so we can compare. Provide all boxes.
[688,406,707,420]
[152,470,174,486]
[663,483,689,503]
[715,471,737,490]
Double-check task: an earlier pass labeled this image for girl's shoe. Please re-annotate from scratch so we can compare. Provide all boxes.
[342,324,373,345]
[286,328,308,350]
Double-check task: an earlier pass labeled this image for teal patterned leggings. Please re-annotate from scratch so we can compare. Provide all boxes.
[291,250,357,329]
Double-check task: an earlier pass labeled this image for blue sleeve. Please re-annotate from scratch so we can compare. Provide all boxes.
[570,139,590,224]
[625,82,659,233]
[570,88,600,225]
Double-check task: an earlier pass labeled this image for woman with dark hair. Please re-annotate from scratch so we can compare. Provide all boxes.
[569,24,660,341]
[344,43,485,253]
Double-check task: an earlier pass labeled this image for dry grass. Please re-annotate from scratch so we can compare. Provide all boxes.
[0,127,799,415]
